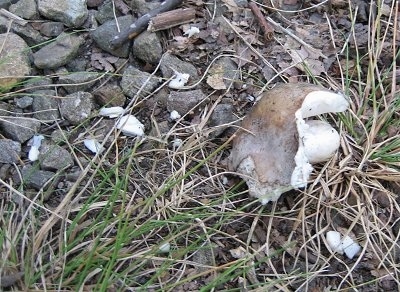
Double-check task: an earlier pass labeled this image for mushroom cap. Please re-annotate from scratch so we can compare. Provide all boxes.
[228,83,340,203]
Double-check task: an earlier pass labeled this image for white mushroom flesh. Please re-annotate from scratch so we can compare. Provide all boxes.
[116,115,145,137]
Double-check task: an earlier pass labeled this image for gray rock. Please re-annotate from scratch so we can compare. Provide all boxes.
[40,22,64,37]
[33,32,84,69]
[58,72,100,93]
[0,16,49,46]
[95,0,121,24]
[15,96,34,109]
[0,33,31,90]
[0,101,10,116]
[120,65,161,98]
[93,83,126,106]
[207,56,238,89]
[39,142,73,170]
[38,0,88,27]
[0,117,40,143]
[32,90,60,121]
[132,31,162,64]
[209,103,236,136]
[9,0,38,19]
[130,0,159,15]
[65,58,88,72]
[167,90,207,114]
[0,0,11,9]
[91,15,133,58]
[160,53,199,80]
[87,0,104,8]
[59,91,94,125]
[23,77,53,92]
[0,139,21,164]
[21,165,55,190]
[51,129,70,144]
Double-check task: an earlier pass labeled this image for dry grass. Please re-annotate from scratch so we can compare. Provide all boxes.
[1,1,399,291]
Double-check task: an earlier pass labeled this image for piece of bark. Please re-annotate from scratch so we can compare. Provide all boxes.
[110,0,183,49]
[248,2,274,41]
[148,8,196,32]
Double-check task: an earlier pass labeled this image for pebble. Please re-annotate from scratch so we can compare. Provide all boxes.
[120,65,161,98]
[59,91,95,125]
[0,117,41,143]
[93,83,126,107]
[167,89,207,114]
[91,15,134,58]
[15,96,34,109]
[31,90,60,121]
[132,31,163,64]
[160,53,199,81]
[38,0,88,27]
[40,22,65,37]
[9,0,38,20]
[0,139,21,164]
[0,33,31,90]
[33,32,84,69]
[21,165,55,190]
[39,142,74,170]
[58,72,100,93]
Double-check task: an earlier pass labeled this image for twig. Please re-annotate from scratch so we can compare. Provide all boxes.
[148,8,196,32]
[110,0,183,49]
[249,2,274,41]
[0,8,27,26]
[266,16,328,59]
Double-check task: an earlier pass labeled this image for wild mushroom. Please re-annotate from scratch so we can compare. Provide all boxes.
[229,83,349,204]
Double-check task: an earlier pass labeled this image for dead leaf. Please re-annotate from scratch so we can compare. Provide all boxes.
[90,53,116,72]
[221,0,240,14]
[289,46,326,76]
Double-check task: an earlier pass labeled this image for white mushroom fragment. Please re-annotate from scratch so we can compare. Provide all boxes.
[99,106,125,118]
[229,83,349,204]
[170,110,181,120]
[84,138,104,154]
[184,26,200,38]
[116,115,145,137]
[326,231,361,259]
[168,70,190,89]
[28,135,44,161]
[159,242,171,253]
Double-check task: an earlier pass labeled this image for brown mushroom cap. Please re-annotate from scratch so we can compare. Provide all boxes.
[229,83,333,202]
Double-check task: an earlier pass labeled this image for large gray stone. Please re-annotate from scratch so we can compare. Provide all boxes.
[93,83,126,106]
[0,117,40,143]
[38,0,88,27]
[59,92,94,125]
[32,90,60,121]
[21,165,55,190]
[39,143,74,170]
[58,72,100,93]
[9,0,38,20]
[120,66,161,98]
[132,31,162,64]
[0,139,21,164]
[160,53,199,80]
[0,33,31,91]
[91,15,133,58]
[33,32,84,69]
[167,90,207,114]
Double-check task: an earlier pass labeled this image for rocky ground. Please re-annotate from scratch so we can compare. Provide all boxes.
[0,0,399,291]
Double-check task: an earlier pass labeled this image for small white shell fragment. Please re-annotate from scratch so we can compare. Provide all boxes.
[172,138,183,149]
[170,110,181,120]
[28,135,44,161]
[326,231,343,254]
[184,26,200,38]
[168,71,190,89]
[99,106,125,118]
[342,235,361,259]
[116,115,145,137]
[326,231,361,259]
[159,242,170,253]
[229,246,247,259]
[84,138,104,154]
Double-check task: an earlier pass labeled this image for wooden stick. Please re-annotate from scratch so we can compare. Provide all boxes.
[110,0,183,49]
[248,2,274,41]
[148,8,196,32]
